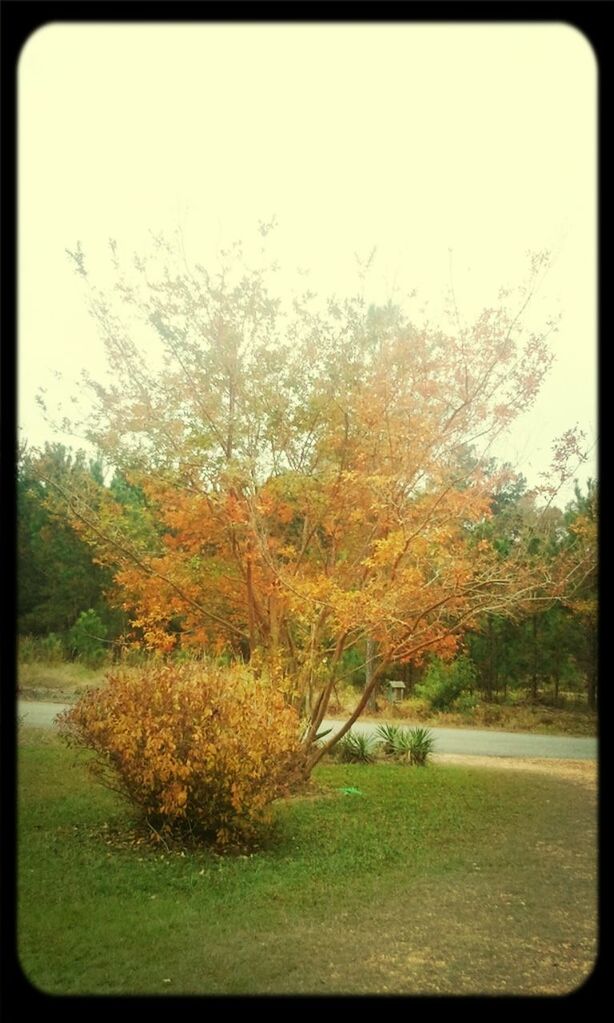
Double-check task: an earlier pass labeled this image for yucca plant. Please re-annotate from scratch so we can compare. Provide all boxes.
[389,726,435,766]
[406,727,435,766]
[375,722,403,756]
[337,730,378,764]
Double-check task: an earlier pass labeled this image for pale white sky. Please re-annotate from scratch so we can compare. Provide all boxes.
[18,22,597,504]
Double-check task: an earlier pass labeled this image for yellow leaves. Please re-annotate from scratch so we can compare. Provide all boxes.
[58,662,302,848]
[295,575,335,604]
[567,597,596,623]
[569,516,597,544]
[364,529,407,568]
[258,495,294,524]
[397,564,424,590]
[225,492,248,525]
[275,542,297,560]
[345,507,366,526]
[143,628,176,653]
[170,783,188,809]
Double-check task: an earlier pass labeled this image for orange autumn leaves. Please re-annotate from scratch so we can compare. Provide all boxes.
[46,239,594,736]
[108,452,533,679]
[57,662,302,848]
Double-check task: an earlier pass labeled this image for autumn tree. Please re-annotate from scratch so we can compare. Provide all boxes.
[36,232,595,776]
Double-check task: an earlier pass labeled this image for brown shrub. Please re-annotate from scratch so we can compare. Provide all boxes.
[392,697,432,721]
[57,662,302,849]
[474,704,503,725]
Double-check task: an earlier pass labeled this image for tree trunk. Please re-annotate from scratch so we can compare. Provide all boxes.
[487,617,495,702]
[531,615,539,704]
[404,660,413,692]
[303,622,317,718]
[304,657,390,776]
[302,631,349,748]
[245,542,256,658]
[587,667,597,711]
[366,637,376,711]
[225,331,237,462]
[553,668,560,707]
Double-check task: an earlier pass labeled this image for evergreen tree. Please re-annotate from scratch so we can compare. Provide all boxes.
[17,443,126,641]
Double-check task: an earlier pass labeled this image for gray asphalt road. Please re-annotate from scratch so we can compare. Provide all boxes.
[18,700,72,729]
[322,718,597,760]
[17,700,597,760]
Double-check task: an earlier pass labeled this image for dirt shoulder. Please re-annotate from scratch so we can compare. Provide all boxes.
[433,753,597,788]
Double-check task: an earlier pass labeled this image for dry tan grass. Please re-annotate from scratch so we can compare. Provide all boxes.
[17,661,108,701]
[432,753,597,788]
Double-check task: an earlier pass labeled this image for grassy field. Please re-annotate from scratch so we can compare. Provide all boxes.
[18,726,597,996]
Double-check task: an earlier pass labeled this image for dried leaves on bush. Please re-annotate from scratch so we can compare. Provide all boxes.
[57,662,302,849]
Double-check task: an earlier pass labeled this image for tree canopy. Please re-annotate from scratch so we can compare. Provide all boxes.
[34,232,596,769]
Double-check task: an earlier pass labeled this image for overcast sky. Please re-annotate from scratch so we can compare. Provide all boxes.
[18,22,597,503]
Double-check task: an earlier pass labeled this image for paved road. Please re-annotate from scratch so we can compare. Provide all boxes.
[17,700,597,761]
[18,700,72,729]
[322,718,597,760]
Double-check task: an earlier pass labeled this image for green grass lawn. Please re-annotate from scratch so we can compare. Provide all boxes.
[18,727,597,996]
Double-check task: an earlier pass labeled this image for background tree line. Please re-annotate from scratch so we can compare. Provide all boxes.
[18,440,597,710]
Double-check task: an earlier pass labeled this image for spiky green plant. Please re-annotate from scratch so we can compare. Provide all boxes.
[384,726,435,766]
[375,722,403,755]
[403,728,435,769]
[337,730,378,764]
